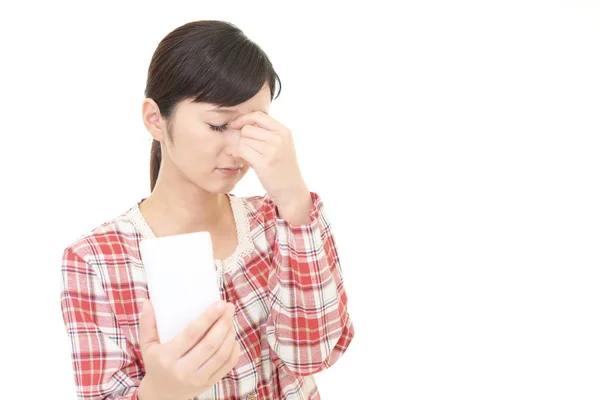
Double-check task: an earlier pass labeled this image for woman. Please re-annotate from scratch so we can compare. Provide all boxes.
[59,20,354,400]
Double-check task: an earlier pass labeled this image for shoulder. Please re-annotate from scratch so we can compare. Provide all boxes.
[62,205,141,265]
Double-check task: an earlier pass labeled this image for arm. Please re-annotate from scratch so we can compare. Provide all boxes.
[264,192,355,376]
[60,248,143,399]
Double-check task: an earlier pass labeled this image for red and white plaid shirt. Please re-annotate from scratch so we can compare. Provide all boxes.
[60,191,354,400]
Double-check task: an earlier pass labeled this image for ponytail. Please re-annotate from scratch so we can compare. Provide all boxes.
[150,139,161,192]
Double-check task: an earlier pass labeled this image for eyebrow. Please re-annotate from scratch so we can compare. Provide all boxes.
[207,108,268,114]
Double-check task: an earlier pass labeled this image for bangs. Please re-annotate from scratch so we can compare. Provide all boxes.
[190,40,280,107]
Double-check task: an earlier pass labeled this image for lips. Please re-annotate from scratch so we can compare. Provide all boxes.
[216,166,243,176]
[218,163,244,170]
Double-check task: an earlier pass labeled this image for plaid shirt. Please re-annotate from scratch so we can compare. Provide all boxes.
[60,191,354,400]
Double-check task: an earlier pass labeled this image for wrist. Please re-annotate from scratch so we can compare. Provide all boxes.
[275,190,312,225]
[274,181,310,208]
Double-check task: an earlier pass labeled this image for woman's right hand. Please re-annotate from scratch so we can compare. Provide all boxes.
[137,298,241,400]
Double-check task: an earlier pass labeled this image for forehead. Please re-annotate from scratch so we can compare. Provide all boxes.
[186,82,271,115]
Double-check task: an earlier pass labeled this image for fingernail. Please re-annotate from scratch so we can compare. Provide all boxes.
[214,300,225,311]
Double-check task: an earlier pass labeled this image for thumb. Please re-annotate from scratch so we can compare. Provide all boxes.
[139,299,160,353]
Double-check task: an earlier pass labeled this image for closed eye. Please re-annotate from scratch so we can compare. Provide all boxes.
[208,123,228,132]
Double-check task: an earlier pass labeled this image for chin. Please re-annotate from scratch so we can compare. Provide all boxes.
[198,179,241,195]
[192,169,247,194]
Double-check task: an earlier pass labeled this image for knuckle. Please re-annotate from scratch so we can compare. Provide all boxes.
[218,319,230,332]
[173,367,189,384]
[158,353,172,369]
[185,327,199,343]
[191,373,208,389]
[188,375,201,388]
[214,347,229,364]
[204,339,218,353]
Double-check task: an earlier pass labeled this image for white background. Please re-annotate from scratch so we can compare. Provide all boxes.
[1,0,599,399]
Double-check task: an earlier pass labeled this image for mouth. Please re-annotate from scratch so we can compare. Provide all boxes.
[216,166,243,176]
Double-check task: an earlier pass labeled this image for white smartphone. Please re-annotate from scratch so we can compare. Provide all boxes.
[139,231,222,344]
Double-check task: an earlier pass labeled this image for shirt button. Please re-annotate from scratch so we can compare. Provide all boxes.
[247,394,257,400]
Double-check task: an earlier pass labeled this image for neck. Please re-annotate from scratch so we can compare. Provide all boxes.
[140,168,229,237]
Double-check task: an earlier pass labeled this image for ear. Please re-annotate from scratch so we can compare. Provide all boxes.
[142,98,167,142]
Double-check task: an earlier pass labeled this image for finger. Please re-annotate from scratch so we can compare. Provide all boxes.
[240,137,271,155]
[228,111,285,132]
[239,124,277,142]
[235,141,262,167]
[166,300,227,359]
[191,324,238,382]
[139,299,160,353]
[202,339,241,387]
[178,303,236,373]
[176,303,235,371]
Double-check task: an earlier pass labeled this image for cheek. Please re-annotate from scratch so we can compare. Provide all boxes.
[183,129,223,154]
[183,134,228,172]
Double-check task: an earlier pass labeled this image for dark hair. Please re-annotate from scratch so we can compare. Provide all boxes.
[144,20,282,192]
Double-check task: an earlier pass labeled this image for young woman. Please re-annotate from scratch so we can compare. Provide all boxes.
[60,20,354,400]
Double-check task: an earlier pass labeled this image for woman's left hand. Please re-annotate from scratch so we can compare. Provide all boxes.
[228,111,312,221]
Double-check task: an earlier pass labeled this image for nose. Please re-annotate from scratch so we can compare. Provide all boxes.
[223,128,241,157]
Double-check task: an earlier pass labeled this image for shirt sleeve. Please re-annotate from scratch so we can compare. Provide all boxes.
[264,192,355,376]
[60,247,142,400]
